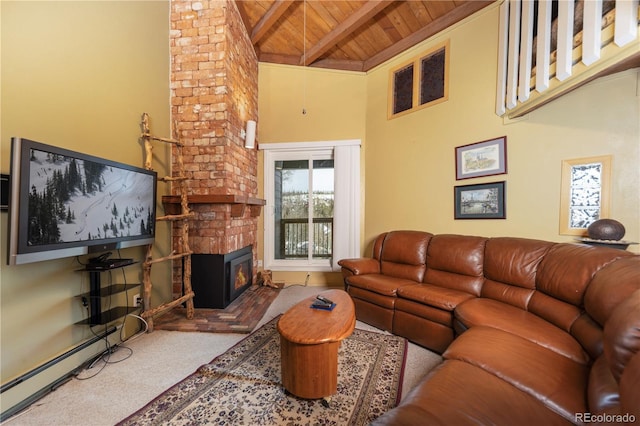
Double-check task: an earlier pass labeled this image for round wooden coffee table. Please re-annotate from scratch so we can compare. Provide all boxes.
[277,289,356,400]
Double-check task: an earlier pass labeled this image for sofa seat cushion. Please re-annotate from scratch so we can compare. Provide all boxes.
[397,283,475,311]
[371,359,573,426]
[455,298,590,364]
[345,274,417,297]
[348,286,397,309]
[348,289,395,332]
[395,298,452,326]
[443,326,589,422]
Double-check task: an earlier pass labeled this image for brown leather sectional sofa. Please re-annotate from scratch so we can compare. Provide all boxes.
[338,231,640,425]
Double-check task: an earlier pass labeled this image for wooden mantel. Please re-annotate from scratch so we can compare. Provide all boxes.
[162,194,266,218]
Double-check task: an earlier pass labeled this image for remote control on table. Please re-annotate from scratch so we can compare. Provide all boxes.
[316,295,334,305]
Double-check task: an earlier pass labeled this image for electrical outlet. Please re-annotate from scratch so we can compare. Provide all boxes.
[133,294,141,307]
[257,260,263,267]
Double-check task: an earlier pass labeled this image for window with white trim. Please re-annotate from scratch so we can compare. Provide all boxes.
[261,140,361,272]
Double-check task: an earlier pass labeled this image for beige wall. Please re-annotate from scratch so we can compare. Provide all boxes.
[0,1,171,411]
[363,4,639,253]
[257,64,367,286]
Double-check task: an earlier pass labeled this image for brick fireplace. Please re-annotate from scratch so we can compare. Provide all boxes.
[167,0,261,301]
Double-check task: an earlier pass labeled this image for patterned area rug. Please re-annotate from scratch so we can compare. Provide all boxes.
[118,316,407,425]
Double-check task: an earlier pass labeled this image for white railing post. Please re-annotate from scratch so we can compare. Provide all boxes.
[506,0,521,109]
[556,0,575,81]
[518,0,535,101]
[535,0,552,93]
[495,0,510,116]
[615,0,639,46]
[583,0,603,65]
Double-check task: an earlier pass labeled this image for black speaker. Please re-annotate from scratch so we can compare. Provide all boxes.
[0,174,9,211]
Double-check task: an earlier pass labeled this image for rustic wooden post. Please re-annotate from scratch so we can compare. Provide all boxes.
[138,113,195,331]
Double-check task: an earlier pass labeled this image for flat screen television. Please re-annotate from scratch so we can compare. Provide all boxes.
[7,137,157,265]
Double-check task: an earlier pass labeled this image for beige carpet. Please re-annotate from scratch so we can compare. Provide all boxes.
[2,285,442,426]
[118,316,407,425]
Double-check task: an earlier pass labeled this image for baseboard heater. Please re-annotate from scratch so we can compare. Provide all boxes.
[0,326,116,420]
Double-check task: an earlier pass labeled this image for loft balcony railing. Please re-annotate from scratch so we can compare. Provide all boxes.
[496,0,639,118]
[280,218,333,258]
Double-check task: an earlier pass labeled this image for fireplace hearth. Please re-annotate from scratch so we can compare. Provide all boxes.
[190,246,253,309]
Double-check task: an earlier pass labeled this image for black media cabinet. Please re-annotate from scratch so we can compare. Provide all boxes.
[77,260,141,325]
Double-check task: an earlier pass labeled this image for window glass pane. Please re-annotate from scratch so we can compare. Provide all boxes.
[274,160,309,260]
[273,159,334,261]
[312,160,333,259]
[568,163,602,228]
[393,64,413,114]
[420,48,446,105]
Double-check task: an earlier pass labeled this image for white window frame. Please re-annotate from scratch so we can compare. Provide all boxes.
[260,140,361,272]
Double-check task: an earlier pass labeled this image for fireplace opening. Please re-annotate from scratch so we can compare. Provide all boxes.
[189,246,253,309]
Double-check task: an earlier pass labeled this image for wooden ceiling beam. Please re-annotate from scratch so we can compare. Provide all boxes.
[363,0,493,71]
[301,0,394,67]
[308,57,365,72]
[251,0,296,45]
[258,51,301,67]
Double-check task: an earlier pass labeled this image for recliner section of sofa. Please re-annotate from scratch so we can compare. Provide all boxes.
[338,230,640,425]
[393,234,486,352]
[338,230,432,331]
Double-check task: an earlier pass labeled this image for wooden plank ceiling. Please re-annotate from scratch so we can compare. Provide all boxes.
[235,0,495,72]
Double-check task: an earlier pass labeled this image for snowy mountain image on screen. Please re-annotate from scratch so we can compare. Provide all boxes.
[27,149,154,246]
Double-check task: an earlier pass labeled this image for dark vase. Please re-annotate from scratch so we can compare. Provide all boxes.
[587,219,626,241]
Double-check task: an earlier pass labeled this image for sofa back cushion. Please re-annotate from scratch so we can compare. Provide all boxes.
[379,231,432,282]
[529,245,634,334]
[582,255,639,368]
[371,232,388,261]
[423,234,487,296]
[584,256,640,328]
[481,237,553,309]
[536,244,632,306]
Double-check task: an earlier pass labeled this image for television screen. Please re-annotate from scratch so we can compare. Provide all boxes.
[7,137,157,265]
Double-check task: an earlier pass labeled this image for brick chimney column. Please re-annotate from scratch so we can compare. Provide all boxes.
[169,0,259,299]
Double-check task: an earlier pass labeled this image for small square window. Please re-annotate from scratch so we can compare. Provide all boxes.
[393,64,414,114]
[388,41,449,119]
[420,47,446,105]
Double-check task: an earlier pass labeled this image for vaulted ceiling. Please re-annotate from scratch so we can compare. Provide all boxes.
[235,0,495,72]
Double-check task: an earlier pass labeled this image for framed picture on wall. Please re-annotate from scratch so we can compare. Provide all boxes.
[455,136,507,180]
[454,181,506,219]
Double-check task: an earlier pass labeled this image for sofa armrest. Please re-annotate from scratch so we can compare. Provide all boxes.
[338,258,380,277]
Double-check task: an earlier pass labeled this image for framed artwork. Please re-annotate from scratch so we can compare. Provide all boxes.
[454,181,506,219]
[559,155,611,236]
[455,136,507,180]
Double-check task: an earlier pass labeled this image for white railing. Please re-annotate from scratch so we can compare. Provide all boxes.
[496,0,639,118]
